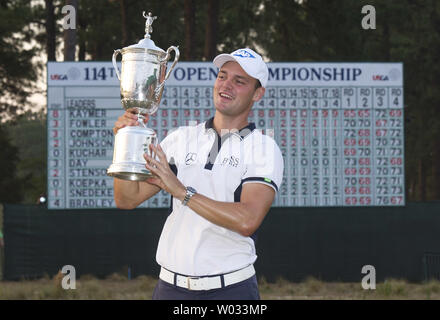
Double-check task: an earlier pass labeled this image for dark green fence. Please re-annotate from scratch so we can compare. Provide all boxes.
[3,202,440,282]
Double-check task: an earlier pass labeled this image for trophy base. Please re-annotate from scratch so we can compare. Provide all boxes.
[107,163,154,181]
[107,126,157,181]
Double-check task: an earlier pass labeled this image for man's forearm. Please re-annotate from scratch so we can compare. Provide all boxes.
[114,177,162,209]
[114,178,141,209]
[173,184,274,237]
[187,194,252,236]
[179,192,265,237]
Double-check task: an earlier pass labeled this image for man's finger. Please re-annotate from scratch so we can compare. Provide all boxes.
[146,177,161,187]
[126,107,139,115]
[144,153,163,171]
[124,112,138,120]
[113,123,127,135]
[149,143,157,160]
[153,144,168,163]
[145,161,161,176]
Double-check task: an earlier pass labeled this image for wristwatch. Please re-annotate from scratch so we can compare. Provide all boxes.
[182,186,197,206]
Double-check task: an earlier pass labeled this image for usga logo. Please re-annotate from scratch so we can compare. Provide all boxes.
[372,75,389,81]
[373,68,401,81]
[233,49,255,58]
[50,74,68,80]
[50,68,81,81]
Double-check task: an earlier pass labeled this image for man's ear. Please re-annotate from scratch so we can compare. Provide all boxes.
[253,87,265,102]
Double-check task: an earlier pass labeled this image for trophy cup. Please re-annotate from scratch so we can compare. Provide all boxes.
[107,12,180,181]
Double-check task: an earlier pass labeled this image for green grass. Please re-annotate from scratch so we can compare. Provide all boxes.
[0,273,439,300]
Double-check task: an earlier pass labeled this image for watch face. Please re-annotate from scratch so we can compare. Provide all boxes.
[187,187,197,194]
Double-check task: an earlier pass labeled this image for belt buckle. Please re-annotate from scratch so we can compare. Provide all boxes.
[187,276,199,290]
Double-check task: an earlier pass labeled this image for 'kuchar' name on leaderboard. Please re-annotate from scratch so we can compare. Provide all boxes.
[69,149,107,157]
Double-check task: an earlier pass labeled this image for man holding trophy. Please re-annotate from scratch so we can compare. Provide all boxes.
[111,13,283,300]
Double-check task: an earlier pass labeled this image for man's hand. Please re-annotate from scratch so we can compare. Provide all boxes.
[144,144,186,201]
[113,108,150,135]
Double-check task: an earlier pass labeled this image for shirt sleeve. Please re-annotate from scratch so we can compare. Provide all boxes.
[242,134,284,193]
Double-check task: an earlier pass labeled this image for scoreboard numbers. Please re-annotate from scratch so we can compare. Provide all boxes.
[48,62,404,209]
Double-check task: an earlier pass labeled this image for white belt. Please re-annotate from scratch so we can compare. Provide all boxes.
[159,265,255,291]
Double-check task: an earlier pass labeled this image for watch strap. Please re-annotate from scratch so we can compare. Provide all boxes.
[182,186,196,206]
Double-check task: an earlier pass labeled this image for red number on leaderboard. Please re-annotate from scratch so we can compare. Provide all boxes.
[391,196,403,204]
[345,197,357,205]
[359,197,371,205]
[345,187,357,194]
[344,110,356,117]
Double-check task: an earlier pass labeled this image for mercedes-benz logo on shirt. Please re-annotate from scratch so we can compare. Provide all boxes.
[185,153,197,165]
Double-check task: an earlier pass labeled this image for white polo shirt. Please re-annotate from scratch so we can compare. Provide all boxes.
[156,117,284,276]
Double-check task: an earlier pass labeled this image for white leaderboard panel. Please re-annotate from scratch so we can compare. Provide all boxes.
[47,62,404,209]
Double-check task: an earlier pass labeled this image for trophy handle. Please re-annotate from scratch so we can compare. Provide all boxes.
[162,46,180,81]
[154,46,180,98]
[112,49,122,81]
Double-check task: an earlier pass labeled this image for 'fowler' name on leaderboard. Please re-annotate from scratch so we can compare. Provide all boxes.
[69,119,107,127]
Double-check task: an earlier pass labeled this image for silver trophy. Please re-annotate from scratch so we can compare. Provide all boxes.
[107,12,180,181]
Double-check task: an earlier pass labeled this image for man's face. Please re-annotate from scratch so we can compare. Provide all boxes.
[213,61,264,117]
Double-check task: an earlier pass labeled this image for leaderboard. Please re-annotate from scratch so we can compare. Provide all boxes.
[47,62,404,209]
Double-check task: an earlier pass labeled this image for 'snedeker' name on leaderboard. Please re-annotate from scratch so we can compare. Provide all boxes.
[69,189,113,197]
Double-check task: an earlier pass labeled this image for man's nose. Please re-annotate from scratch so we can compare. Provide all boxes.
[222,77,233,90]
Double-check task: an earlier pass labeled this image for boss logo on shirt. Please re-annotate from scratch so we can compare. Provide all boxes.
[185,152,197,165]
[221,156,239,167]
